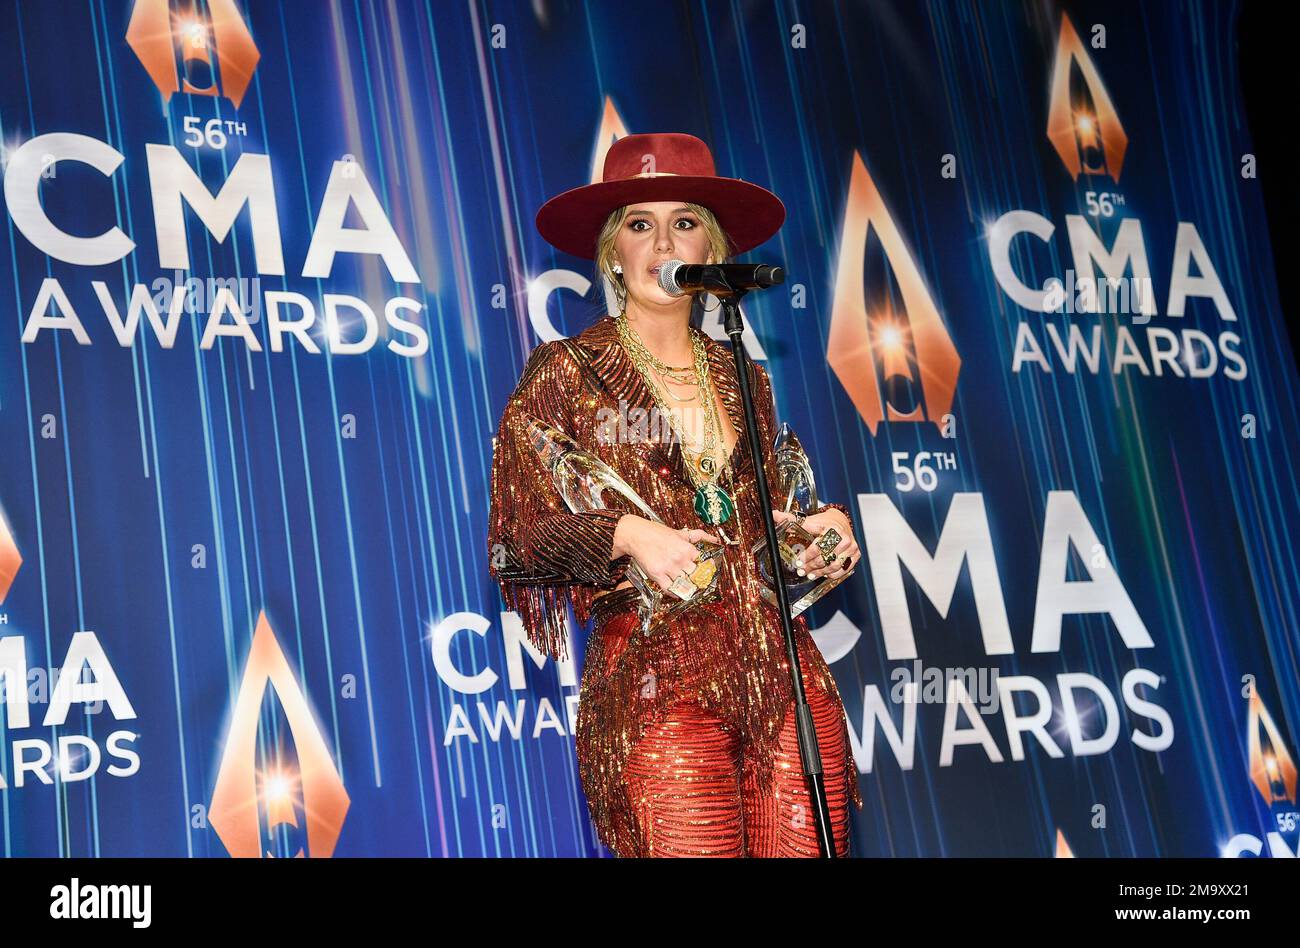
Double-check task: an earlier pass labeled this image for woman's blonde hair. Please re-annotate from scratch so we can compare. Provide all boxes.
[593,202,733,310]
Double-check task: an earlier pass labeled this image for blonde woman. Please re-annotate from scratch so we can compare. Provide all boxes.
[488,133,863,857]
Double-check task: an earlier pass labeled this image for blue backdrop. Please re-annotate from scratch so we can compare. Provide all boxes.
[0,0,1296,857]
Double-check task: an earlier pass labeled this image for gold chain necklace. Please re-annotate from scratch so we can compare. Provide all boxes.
[616,314,715,456]
[652,363,701,402]
[615,313,736,526]
[622,329,693,374]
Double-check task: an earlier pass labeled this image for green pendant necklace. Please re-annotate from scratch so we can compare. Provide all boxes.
[684,364,735,526]
[694,480,735,525]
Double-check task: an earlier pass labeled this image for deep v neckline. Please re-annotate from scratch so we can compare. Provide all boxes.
[702,333,750,479]
[573,316,756,489]
[645,337,745,481]
[667,380,741,468]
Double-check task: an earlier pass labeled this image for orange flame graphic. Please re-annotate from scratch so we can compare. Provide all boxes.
[1047,14,1127,181]
[210,611,350,857]
[1248,689,1297,806]
[127,0,260,109]
[0,507,20,605]
[828,151,960,435]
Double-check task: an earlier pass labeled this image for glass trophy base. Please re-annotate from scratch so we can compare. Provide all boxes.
[752,519,855,619]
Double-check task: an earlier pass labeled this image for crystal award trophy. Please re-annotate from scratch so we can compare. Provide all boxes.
[751,422,856,618]
[524,414,724,632]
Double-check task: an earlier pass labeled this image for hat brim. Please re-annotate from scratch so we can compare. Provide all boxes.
[535,175,786,260]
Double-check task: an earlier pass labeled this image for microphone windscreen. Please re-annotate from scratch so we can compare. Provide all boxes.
[658,259,688,296]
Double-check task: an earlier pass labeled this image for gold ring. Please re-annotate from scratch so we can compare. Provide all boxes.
[815,528,841,565]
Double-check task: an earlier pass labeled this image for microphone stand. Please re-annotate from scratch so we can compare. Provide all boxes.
[704,271,837,858]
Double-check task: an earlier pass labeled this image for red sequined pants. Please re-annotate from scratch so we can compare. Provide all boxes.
[601,609,853,857]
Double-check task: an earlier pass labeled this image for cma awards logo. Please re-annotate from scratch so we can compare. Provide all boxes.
[0,513,141,790]
[209,611,350,858]
[432,611,585,750]
[4,3,430,369]
[1223,689,1300,857]
[126,0,261,109]
[989,13,1246,381]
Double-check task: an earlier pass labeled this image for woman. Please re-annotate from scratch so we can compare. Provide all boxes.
[487,132,864,857]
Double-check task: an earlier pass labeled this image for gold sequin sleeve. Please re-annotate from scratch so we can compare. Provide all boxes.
[487,341,633,661]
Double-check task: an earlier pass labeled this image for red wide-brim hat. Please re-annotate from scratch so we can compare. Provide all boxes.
[535,132,786,260]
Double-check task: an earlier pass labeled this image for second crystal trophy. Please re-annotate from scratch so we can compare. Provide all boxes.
[751,422,856,618]
[524,414,724,632]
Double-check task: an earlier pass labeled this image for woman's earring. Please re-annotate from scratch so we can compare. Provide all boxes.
[612,263,623,274]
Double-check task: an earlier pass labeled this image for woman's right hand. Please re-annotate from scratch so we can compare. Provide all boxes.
[613,515,721,594]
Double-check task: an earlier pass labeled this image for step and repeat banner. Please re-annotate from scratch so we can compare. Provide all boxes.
[0,0,1296,857]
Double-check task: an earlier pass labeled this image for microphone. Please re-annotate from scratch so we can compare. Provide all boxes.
[657,259,785,297]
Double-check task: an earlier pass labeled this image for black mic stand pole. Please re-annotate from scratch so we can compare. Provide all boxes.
[708,273,837,858]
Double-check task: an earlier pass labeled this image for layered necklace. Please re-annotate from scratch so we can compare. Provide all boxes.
[615,312,736,527]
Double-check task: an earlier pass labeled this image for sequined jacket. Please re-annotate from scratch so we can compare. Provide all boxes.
[486,314,863,855]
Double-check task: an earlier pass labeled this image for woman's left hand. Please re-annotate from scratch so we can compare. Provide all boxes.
[771,508,861,580]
